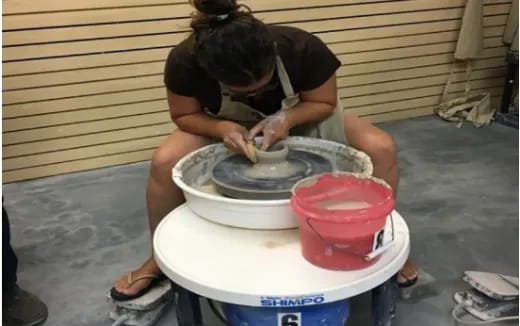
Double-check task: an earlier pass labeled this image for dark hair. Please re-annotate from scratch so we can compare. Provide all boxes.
[190,0,276,86]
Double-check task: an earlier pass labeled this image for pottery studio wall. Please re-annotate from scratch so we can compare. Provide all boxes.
[2,0,512,182]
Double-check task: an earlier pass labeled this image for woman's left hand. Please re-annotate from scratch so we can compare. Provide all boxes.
[248,111,292,150]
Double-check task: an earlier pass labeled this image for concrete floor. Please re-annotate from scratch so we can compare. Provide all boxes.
[3,116,518,326]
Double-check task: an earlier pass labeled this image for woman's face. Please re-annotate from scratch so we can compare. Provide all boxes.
[220,68,277,98]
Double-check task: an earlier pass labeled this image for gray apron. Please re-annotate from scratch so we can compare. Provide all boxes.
[454,0,483,60]
[204,55,347,145]
[436,0,494,127]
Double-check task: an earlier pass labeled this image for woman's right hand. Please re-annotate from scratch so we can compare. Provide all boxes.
[216,121,250,156]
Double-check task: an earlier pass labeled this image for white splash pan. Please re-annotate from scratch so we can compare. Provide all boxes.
[172,136,373,230]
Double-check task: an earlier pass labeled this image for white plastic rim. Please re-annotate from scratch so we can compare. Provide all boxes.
[172,170,300,229]
[172,137,374,229]
[153,205,410,306]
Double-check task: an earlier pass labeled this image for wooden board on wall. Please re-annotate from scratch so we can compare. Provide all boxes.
[2,0,512,182]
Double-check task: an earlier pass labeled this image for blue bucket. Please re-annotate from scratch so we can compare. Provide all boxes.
[222,299,350,326]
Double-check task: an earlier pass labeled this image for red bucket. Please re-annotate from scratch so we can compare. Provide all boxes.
[290,172,394,270]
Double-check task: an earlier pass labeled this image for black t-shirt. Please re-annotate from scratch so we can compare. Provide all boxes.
[164,25,341,115]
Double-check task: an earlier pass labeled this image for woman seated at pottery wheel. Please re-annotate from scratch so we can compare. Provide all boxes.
[111,0,419,301]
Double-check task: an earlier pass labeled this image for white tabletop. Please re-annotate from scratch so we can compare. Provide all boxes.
[154,204,410,306]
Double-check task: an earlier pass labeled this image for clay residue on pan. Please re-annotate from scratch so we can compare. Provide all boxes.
[263,232,299,248]
[264,241,284,248]
[194,181,220,195]
[243,161,299,179]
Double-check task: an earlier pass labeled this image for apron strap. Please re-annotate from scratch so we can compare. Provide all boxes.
[464,60,472,97]
[441,60,472,103]
[441,61,457,104]
[275,55,296,97]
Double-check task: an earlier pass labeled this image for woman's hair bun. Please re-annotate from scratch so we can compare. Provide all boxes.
[188,0,275,87]
[192,0,237,15]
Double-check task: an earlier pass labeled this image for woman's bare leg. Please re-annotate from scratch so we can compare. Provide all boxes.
[343,112,418,283]
[113,129,211,295]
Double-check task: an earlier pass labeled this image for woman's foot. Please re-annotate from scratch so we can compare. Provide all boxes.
[398,259,419,287]
[112,257,162,299]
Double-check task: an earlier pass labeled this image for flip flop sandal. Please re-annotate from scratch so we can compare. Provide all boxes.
[398,272,418,288]
[399,268,438,300]
[110,271,166,302]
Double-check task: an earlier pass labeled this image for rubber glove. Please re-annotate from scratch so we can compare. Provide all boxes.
[248,111,291,151]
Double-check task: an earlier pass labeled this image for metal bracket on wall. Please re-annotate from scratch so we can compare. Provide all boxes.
[495,51,519,129]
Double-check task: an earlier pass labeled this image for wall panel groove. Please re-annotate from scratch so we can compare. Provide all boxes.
[2,0,511,182]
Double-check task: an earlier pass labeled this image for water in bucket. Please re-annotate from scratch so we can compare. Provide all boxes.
[291,172,394,270]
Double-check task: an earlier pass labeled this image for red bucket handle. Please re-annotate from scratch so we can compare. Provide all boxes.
[305,212,395,261]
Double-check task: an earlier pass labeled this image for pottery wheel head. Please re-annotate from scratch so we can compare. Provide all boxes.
[211,149,332,200]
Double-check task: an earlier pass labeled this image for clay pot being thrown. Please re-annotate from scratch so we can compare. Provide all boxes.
[211,140,333,200]
[255,142,288,163]
[244,143,299,179]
